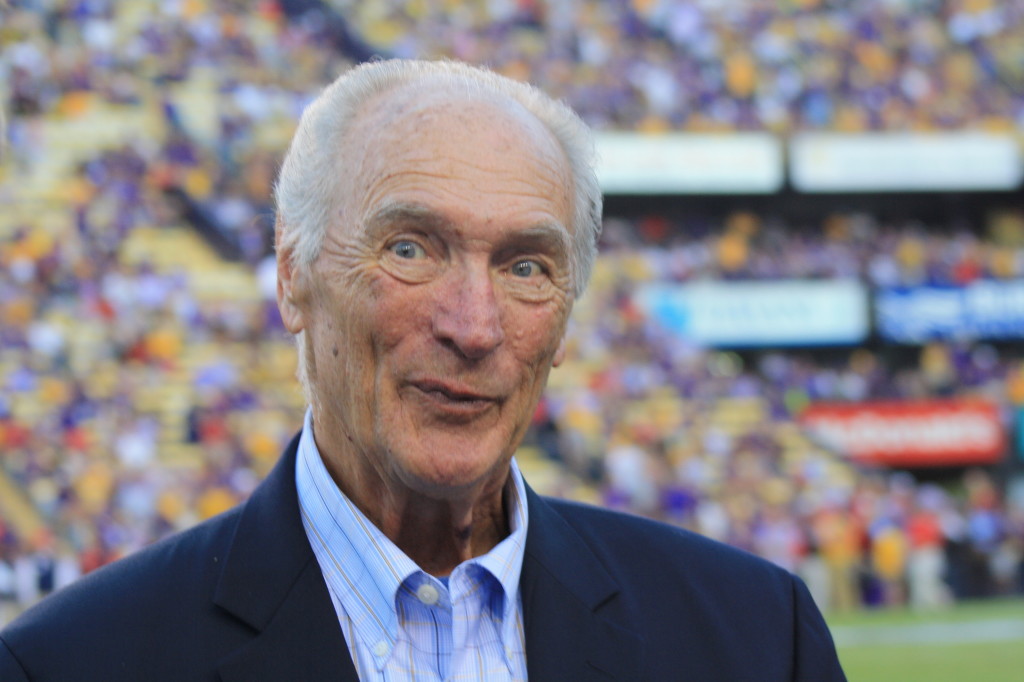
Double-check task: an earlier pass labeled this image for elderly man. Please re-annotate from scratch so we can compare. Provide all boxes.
[0,60,845,681]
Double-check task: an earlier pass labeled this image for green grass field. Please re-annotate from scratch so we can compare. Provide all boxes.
[827,598,1024,681]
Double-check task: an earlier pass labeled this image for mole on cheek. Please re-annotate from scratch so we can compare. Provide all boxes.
[332,345,339,357]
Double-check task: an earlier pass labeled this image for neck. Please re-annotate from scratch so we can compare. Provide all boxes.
[386,491,510,575]
[313,422,512,575]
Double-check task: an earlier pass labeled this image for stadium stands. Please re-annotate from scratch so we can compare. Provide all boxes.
[2,0,1023,623]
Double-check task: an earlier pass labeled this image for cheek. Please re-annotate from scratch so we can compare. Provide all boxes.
[347,278,438,396]
[365,275,432,348]
[509,303,569,370]
[309,269,380,381]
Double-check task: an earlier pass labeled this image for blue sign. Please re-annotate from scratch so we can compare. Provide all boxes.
[876,281,1024,343]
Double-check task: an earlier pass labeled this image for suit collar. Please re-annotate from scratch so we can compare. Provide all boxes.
[521,487,644,680]
[213,434,358,681]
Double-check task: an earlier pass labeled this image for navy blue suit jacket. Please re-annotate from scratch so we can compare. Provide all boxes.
[0,436,845,680]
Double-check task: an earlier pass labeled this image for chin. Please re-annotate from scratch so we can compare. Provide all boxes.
[395,442,511,498]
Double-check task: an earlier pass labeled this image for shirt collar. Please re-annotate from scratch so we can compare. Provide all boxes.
[295,408,529,652]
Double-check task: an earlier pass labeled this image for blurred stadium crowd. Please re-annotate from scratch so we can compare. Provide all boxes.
[3,0,1024,624]
[352,0,1024,132]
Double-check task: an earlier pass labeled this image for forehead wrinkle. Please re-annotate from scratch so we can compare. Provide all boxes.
[355,160,548,224]
[366,148,566,197]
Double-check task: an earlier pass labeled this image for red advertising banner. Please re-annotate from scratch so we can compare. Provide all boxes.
[800,400,1005,467]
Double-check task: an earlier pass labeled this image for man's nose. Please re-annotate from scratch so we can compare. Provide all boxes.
[432,266,505,360]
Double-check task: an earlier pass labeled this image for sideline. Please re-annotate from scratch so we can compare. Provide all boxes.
[831,618,1024,647]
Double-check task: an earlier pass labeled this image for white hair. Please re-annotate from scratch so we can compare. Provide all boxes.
[274,60,603,403]
[274,58,602,296]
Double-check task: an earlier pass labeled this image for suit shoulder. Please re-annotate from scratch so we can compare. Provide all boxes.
[534,498,844,680]
[541,496,792,585]
[2,504,244,643]
[541,495,730,553]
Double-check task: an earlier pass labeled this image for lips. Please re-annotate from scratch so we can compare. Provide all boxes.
[406,378,500,417]
[411,379,494,402]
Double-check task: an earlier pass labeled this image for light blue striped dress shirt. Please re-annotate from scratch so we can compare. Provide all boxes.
[295,410,529,681]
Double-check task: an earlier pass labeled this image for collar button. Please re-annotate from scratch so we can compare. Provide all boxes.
[416,583,440,606]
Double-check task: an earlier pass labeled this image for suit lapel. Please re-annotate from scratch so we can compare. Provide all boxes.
[521,488,644,680]
[212,436,359,682]
[216,558,358,681]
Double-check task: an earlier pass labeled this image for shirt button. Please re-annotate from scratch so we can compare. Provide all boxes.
[373,641,389,657]
[416,583,440,606]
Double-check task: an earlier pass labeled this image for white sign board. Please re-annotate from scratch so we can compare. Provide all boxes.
[790,133,1022,192]
[636,280,869,347]
[595,133,784,194]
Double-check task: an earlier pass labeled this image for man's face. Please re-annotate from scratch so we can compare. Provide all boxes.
[280,87,576,501]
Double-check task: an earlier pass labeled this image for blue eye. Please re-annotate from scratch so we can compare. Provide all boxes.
[390,240,426,259]
[512,259,542,277]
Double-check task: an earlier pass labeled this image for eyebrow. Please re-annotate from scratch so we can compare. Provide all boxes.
[362,202,450,239]
[498,224,573,263]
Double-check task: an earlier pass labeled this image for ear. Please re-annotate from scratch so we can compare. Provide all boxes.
[276,236,306,334]
[552,335,567,368]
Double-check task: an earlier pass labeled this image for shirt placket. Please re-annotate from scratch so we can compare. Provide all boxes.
[397,574,452,680]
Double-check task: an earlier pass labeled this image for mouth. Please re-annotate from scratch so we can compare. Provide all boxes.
[407,379,499,417]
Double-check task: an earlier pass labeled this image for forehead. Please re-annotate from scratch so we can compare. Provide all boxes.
[336,81,575,237]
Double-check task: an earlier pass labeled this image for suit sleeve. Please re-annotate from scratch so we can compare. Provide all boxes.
[0,636,31,682]
[791,576,847,682]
